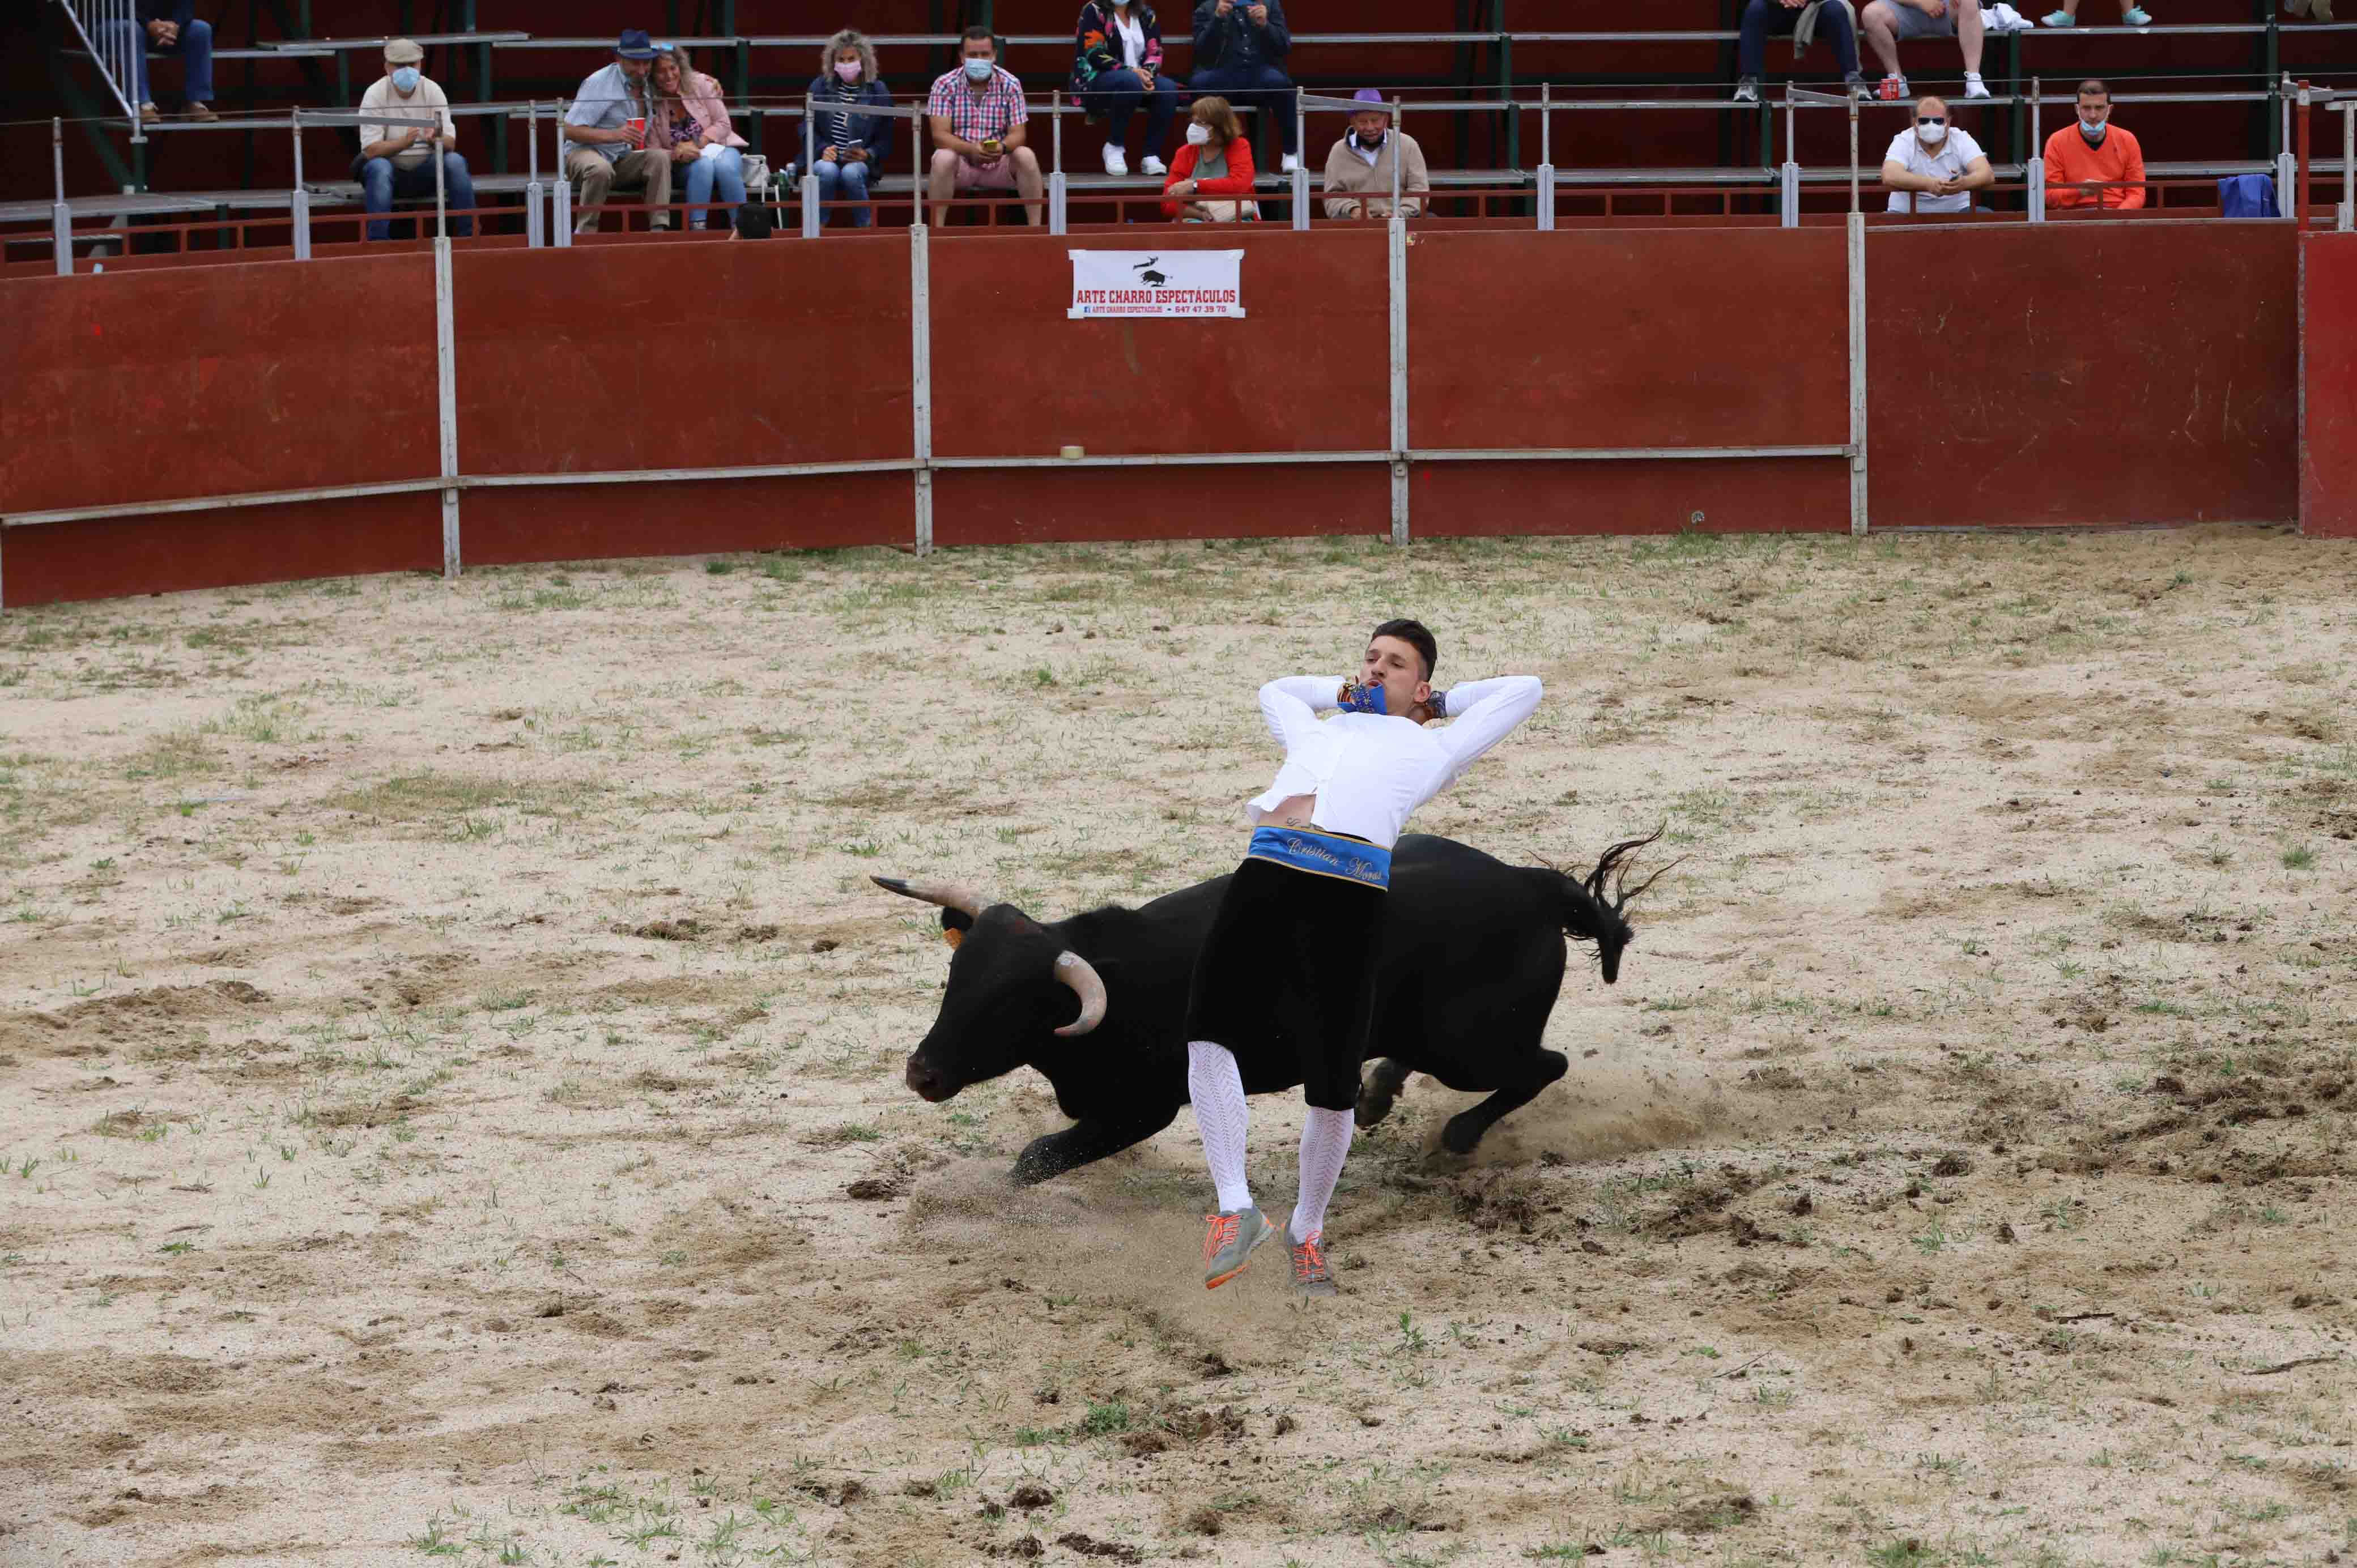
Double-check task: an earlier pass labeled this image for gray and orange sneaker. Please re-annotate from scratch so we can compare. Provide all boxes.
[1202,1207,1275,1289]
[1289,1231,1338,1297]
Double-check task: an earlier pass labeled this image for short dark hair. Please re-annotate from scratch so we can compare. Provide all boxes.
[960,25,997,52]
[1371,619,1437,680]
[2077,78,2109,98]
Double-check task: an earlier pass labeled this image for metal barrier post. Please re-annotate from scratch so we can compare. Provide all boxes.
[1535,83,1554,231]
[911,221,934,556]
[1292,91,1309,230]
[291,107,312,258]
[1056,91,1074,233]
[1847,208,1867,536]
[2329,99,2347,229]
[434,117,448,241]
[554,97,572,245]
[2296,80,2312,225]
[434,228,461,577]
[1387,211,1409,547]
[2277,74,2296,215]
[1848,91,1860,214]
[52,118,71,277]
[802,101,820,238]
[1049,91,1068,235]
[1779,90,1798,228]
[2024,75,2044,221]
[1390,96,1403,215]
[525,100,545,247]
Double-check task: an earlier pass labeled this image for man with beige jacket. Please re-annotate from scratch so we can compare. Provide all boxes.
[1321,88,1428,219]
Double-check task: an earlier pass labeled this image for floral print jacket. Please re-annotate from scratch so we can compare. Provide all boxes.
[1071,1,1165,91]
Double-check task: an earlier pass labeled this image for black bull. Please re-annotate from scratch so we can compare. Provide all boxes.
[876,832,1665,1186]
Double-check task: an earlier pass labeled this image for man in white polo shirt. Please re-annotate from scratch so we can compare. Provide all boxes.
[355,39,475,240]
[1879,95,1993,214]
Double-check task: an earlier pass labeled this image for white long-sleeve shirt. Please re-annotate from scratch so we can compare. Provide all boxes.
[1245,674,1543,850]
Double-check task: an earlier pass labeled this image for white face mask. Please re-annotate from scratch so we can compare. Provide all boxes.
[1185,122,1212,146]
[1916,122,1946,147]
[2078,115,2107,142]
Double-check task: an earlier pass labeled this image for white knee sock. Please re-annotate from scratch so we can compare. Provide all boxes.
[1290,1106,1355,1244]
[1187,1041,1253,1213]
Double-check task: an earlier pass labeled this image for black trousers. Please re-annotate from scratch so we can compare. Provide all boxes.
[1181,854,1386,1111]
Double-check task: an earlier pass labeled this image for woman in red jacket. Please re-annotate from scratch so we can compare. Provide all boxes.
[1160,96,1258,221]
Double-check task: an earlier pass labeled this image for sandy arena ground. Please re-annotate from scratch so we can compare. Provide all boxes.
[1,526,2353,1568]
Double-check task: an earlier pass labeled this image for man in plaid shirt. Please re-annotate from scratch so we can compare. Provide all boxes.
[926,27,1045,225]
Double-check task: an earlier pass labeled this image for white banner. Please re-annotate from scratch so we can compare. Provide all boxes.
[1067,249,1245,319]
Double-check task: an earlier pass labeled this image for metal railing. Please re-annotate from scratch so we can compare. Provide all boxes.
[54,0,147,141]
[33,75,2357,267]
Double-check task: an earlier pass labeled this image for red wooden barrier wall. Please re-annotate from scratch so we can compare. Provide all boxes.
[1866,221,2298,528]
[926,227,1392,544]
[0,221,2336,609]
[2302,232,2357,540]
[1407,227,1850,533]
[450,235,915,561]
[0,253,445,604]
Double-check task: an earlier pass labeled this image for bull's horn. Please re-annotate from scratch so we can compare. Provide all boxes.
[1051,951,1108,1037]
[871,876,986,920]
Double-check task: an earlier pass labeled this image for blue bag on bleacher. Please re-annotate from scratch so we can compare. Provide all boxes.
[2218,175,2279,218]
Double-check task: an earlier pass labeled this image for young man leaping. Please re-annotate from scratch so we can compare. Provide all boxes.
[1186,619,1542,1295]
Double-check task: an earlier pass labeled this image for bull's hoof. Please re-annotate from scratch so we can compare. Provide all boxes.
[1354,1085,1397,1129]
[1009,1147,1059,1187]
[1439,1112,1487,1157]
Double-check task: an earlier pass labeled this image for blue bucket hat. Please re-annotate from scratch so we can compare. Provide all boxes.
[615,28,658,58]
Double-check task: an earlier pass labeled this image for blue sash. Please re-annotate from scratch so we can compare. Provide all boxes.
[1245,825,1392,890]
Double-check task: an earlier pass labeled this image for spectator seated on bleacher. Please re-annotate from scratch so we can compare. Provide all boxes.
[1321,90,1427,220]
[103,0,214,123]
[2042,78,2146,210]
[355,40,475,240]
[1190,0,1300,174]
[2282,0,2333,22]
[1074,2,1185,177]
[650,46,747,231]
[563,29,673,234]
[806,30,895,228]
[1860,0,1991,101]
[1162,96,1259,221]
[1881,94,1994,212]
[2038,0,2154,27]
[926,28,1044,227]
[1735,0,1869,103]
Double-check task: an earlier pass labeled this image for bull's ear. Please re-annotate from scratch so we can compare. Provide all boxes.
[940,908,975,947]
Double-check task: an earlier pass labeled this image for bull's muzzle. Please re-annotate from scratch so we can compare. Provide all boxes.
[905,1054,957,1102]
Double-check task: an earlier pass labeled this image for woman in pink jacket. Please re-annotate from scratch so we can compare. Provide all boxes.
[650,46,750,230]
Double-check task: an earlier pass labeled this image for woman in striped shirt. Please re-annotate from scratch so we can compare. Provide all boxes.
[805,29,896,228]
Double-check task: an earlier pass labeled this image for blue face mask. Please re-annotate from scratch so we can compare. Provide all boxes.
[391,65,420,92]
[963,57,994,82]
[1337,680,1389,715]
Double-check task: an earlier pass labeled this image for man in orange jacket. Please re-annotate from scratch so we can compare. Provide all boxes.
[2043,79,2146,211]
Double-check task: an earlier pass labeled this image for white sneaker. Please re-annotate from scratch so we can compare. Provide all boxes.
[1103,143,1129,176]
[1140,154,1167,176]
[1964,74,1992,99]
[1279,152,1300,174]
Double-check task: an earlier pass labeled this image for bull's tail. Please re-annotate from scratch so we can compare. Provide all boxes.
[1534,864,1623,955]
[1529,827,1675,952]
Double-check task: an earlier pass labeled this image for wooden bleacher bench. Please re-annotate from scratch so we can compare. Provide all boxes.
[295,173,541,206]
